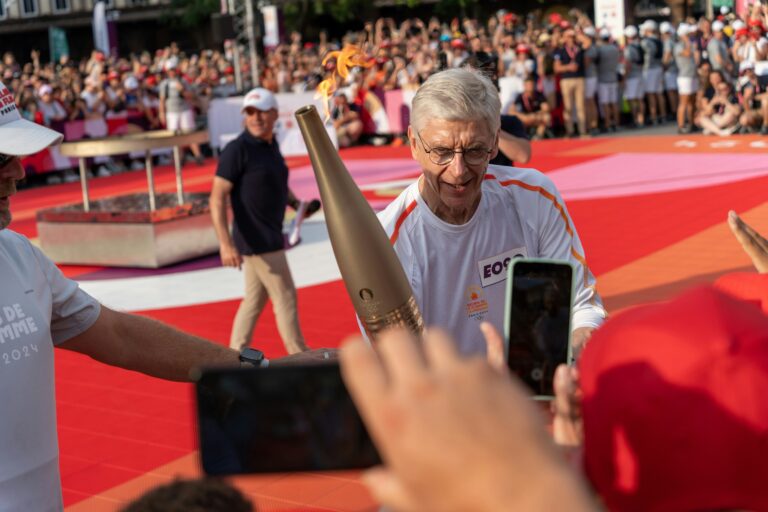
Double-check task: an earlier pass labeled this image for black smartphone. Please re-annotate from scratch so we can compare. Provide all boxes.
[194,364,380,475]
[504,259,574,399]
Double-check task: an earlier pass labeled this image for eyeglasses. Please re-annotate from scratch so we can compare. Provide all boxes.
[416,131,493,166]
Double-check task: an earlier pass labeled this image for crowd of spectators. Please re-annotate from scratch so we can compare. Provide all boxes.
[2,4,768,155]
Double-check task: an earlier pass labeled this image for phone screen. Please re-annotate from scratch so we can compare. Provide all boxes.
[506,260,573,397]
[195,364,380,475]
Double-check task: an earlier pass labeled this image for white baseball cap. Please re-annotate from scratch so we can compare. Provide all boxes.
[0,81,63,156]
[164,57,179,71]
[124,76,139,90]
[660,21,673,34]
[740,60,755,73]
[624,25,638,38]
[677,23,691,37]
[712,20,725,32]
[599,28,611,39]
[642,19,658,32]
[732,20,746,31]
[242,87,278,112]
[583,26,596,37]
[37,84,53,97]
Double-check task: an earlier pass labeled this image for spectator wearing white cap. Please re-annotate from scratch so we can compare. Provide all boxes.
[660,21,679,120]
[80,75,107,119]
[596,28,621,131]
[736,61,768,134]
[674,23,700,133]
[209,87,312,355]
[36,84,67,128]
[623,25,646,127]
[158,56,204,164]
[580,26,600,135]
[640,20,667,125]
[708,20,734,81]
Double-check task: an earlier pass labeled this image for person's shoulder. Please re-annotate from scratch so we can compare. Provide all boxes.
[0,229,41,267]
[377,181,421,236]
[484,165,558,196]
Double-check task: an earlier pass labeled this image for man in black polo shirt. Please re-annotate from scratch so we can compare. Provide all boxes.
[210,88,309,354]
[553,28,587,137]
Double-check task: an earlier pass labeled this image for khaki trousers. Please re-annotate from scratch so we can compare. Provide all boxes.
[560,77,587,136]
[229,250,307,354]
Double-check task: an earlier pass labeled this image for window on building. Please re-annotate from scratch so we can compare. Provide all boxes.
[52,0,69,13]
[0,0,6,19]
[21,0,38,16]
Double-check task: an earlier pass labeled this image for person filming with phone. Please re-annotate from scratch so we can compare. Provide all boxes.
[0,80,332,512]
[377,68,605,357]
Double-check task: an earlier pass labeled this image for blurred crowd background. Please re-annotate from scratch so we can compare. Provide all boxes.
[3,3,767,164]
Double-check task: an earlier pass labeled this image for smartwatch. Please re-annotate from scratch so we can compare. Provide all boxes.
[239,348,269,368]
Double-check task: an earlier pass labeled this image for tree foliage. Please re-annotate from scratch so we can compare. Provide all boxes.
[165,0,220,29]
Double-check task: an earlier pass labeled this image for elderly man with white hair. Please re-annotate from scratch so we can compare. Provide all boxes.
[674,23,700,133]
[377,68,606,357]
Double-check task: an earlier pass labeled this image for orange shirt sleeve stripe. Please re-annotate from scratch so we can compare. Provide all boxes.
[390,199,418,245]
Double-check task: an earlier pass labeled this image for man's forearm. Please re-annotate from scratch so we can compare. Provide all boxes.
[61,308,240,382]
[498,130,532,164]
[210,195,234,247]
[103,310,238,381]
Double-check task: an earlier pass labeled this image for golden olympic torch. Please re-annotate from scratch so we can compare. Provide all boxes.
[295,105,424,340]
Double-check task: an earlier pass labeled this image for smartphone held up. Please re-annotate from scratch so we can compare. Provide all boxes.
[504,259,575,399]
[195,364,380,475]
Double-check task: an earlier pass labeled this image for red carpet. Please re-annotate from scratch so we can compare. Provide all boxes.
[7,139,767,510]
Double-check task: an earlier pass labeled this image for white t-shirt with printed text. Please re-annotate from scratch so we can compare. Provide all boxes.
[0,230,100,512]
[378,165,606,355]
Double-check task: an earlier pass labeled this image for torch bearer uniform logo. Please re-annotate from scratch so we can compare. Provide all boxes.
[465,285,489,321]
[477,247,527,288]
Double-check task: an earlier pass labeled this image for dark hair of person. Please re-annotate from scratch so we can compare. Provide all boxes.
[120,478,254,512]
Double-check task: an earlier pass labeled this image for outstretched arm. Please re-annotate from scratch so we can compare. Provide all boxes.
[59,307,239,382]
[728,210,768,273]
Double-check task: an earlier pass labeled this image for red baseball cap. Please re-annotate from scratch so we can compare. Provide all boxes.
[515,43,530,54]
[715,272,768,314]
[580,286,768,512]
[450,38,466,49]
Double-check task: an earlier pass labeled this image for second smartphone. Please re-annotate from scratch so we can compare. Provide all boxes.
[504,259,574,399]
